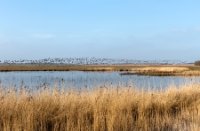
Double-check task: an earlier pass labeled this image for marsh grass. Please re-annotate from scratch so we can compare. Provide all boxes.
[2,64,200,76]
[123,67,200,76]
[0,64,135,72]
[0,85,199,131]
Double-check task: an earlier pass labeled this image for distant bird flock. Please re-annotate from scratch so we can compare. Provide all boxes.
[0,58,191,65]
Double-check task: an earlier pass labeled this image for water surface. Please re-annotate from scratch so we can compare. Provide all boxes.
[0,71,200,90]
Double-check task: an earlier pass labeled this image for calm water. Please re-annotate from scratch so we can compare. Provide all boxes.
[0,71,200,90]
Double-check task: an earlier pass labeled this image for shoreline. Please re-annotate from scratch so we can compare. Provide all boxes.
[1,64,200,76]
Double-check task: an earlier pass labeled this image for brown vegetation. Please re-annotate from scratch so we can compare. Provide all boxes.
[2,64,200,76]
[0,64,137,72]
[121,66,200,76]
[195,61,200,66]
[0,85,200,131]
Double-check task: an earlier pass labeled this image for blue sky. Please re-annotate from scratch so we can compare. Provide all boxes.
[0,0,200,61]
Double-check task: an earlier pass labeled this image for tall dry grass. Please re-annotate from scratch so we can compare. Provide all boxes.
[0,85,199,131]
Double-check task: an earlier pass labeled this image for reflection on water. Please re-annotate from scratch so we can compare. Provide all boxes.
[0,71,200,90]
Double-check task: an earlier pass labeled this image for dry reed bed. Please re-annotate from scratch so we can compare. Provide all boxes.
[0,64,136,72]
[124,67,200,76]
[0,85,200,131]
[2,64,200,76]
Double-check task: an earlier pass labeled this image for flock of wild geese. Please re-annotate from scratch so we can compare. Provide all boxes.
[0,58,190,65]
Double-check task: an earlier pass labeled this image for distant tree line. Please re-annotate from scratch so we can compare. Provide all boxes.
[194,61,200,66]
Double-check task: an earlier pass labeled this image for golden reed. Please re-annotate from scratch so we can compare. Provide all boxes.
[0,85,199,131]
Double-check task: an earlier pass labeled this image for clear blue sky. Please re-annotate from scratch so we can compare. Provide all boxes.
[0,0,200,61]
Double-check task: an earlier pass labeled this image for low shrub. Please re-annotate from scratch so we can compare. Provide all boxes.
[194,60,200,66]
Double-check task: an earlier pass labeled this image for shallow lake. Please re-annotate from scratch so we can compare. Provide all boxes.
[0,71,200,90]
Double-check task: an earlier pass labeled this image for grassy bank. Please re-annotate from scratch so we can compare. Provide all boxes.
[0,85,200,131]
[122,66,200,76]
[1,64,200,76]
[0,64,138,72]
[0,64,200,76]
